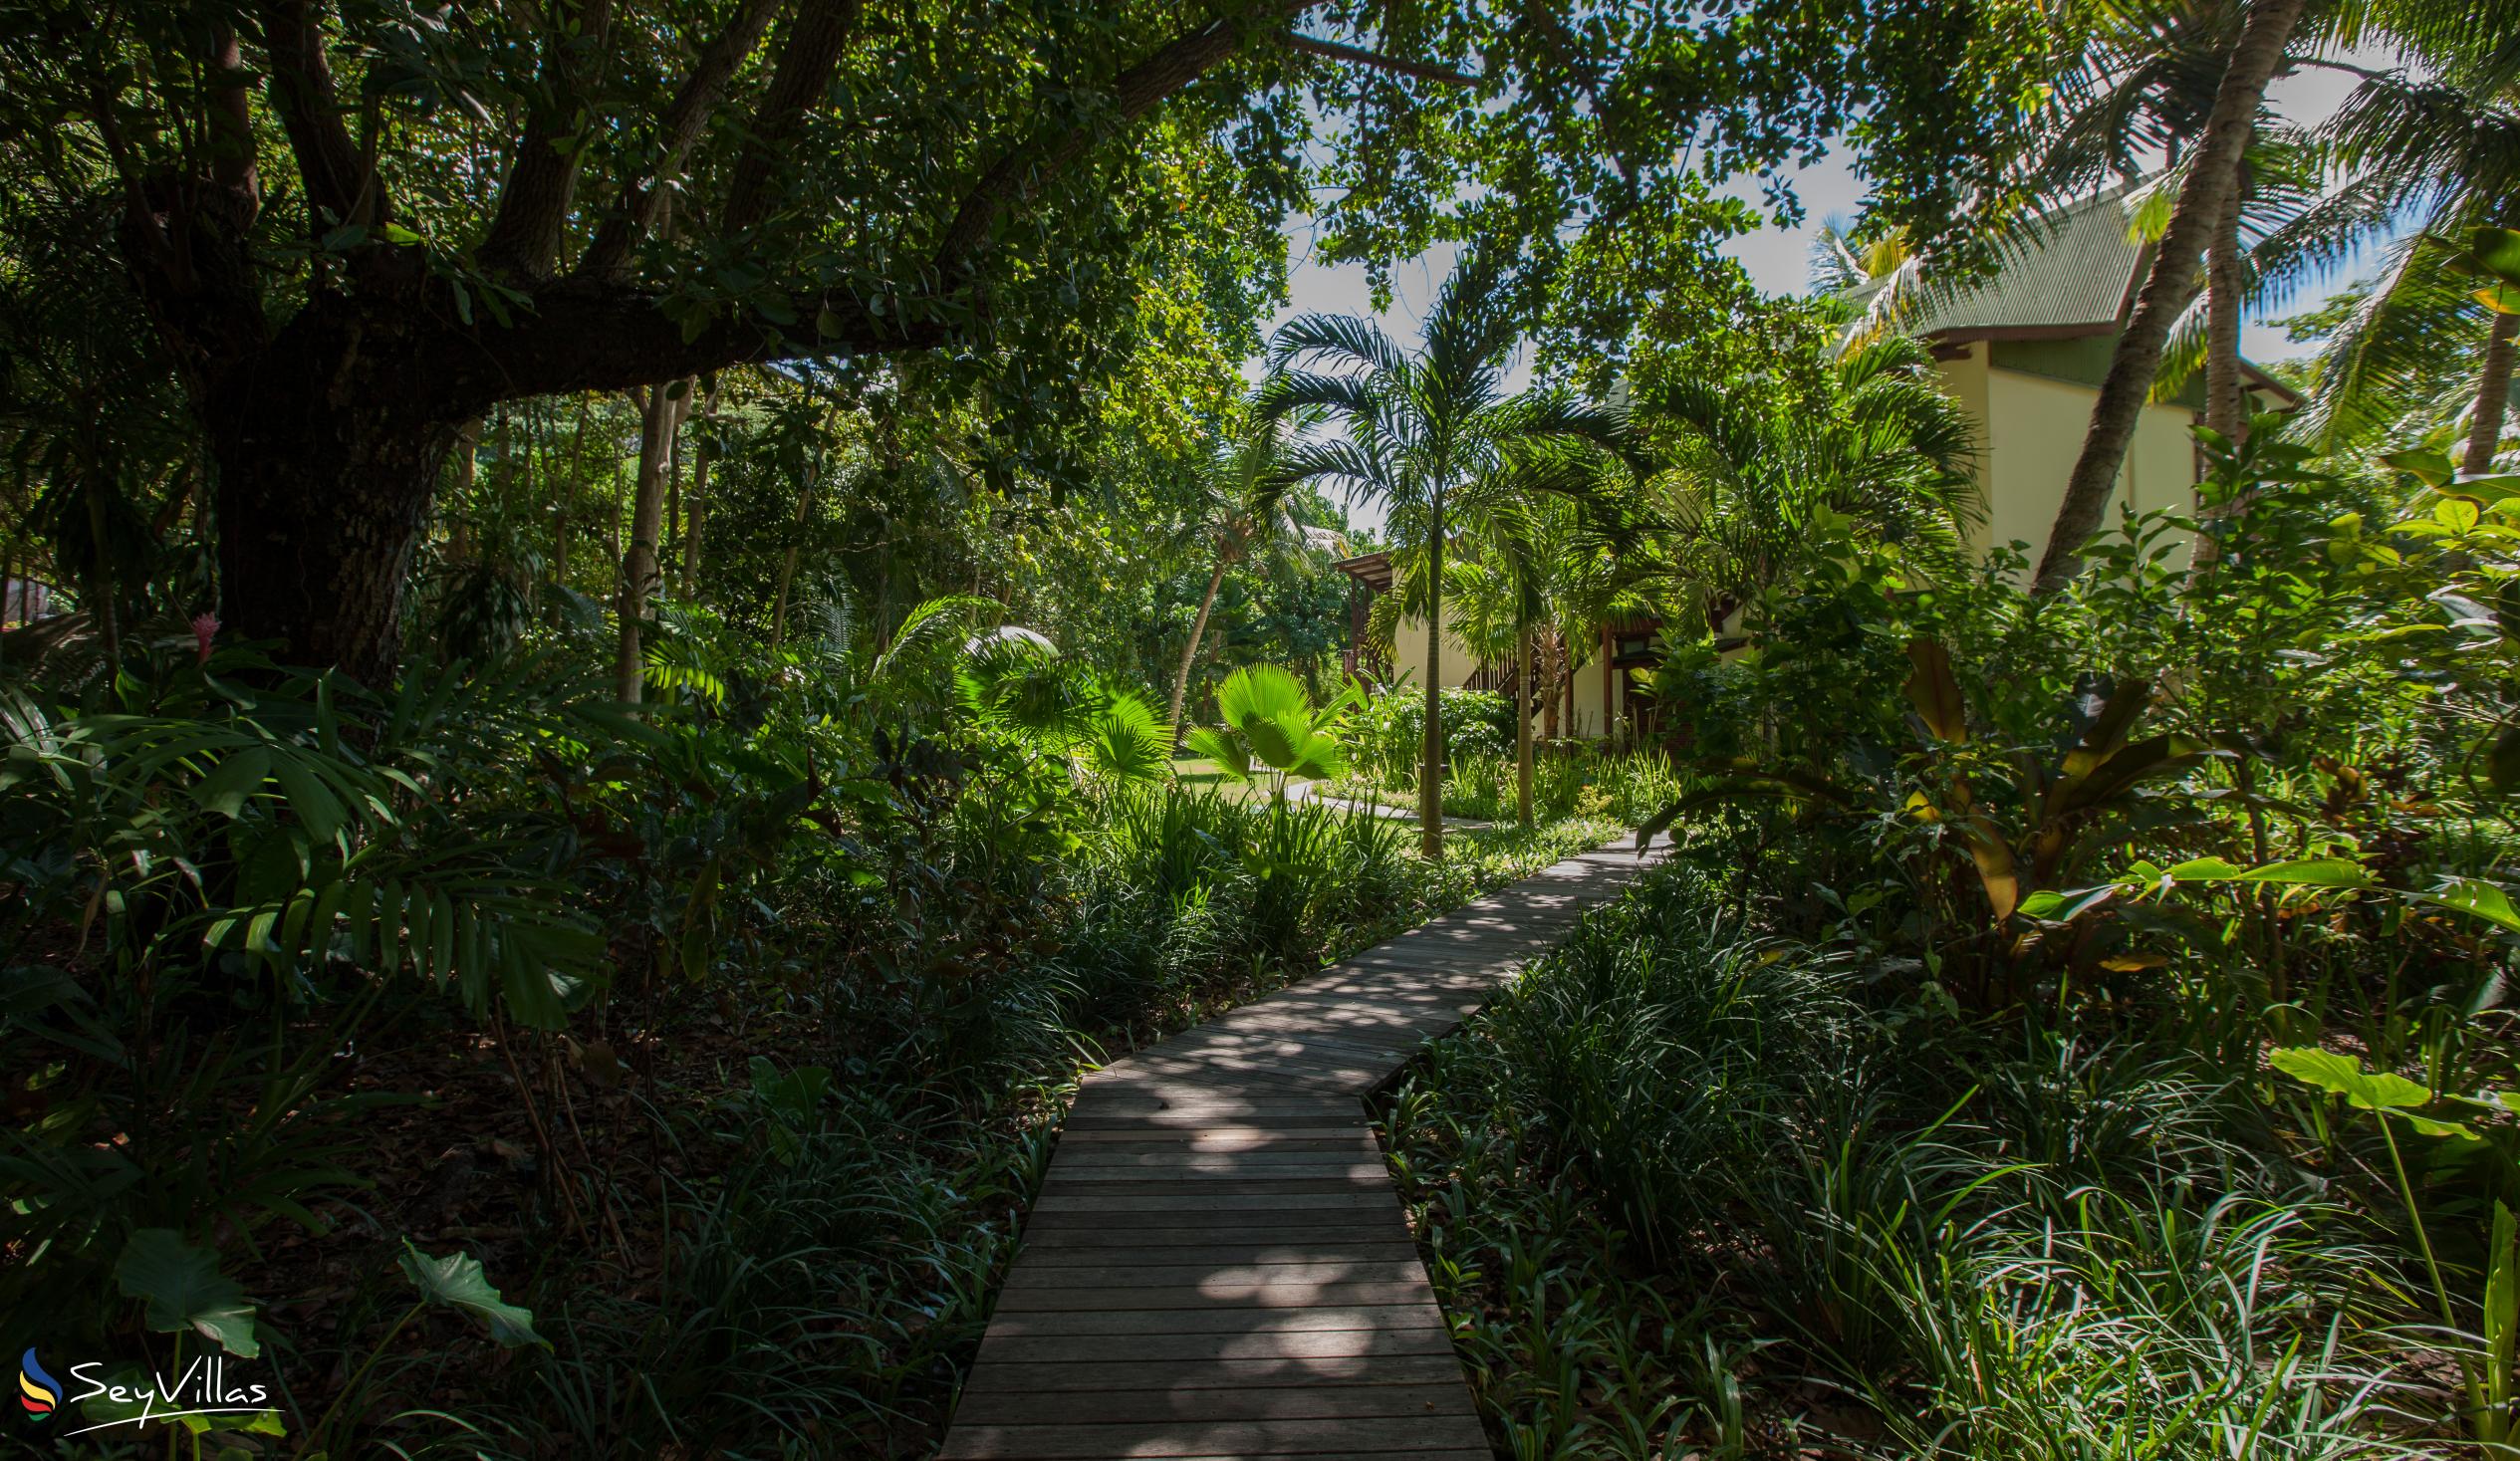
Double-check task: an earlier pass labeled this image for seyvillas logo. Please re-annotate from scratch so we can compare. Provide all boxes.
[16,1350,272,1438]
[18,1348,60,1418]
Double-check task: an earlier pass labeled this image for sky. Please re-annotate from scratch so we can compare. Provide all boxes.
[1261,57,2395,534]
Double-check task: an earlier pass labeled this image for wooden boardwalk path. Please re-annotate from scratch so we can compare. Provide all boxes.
[942,839,1658,1460]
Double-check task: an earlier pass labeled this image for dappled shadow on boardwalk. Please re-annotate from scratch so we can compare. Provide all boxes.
[941,843,1656,1460]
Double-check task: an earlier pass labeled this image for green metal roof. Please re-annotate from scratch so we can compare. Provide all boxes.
[1904,184,2147,336]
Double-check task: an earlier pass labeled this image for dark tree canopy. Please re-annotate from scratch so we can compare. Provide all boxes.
[0,0,2036,677]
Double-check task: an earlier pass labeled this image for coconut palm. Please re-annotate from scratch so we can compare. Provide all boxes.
[2028,0,2520,587]
[1261,251,1625,857]
[2031,0,2309,593]
[2011,0,2313,443]
[2252,38,2520,464]
[1164,416,1341,752]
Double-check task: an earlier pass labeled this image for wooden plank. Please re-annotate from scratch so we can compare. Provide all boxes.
[1019,1240,1417,1267]
[977,1328,1456,1364]
[937,1415,1490,1459]
[1021,1210,1410,1237]
[1019,1223,1411,1249]
[1155,1023,1423,1058]
[1053,1131,1378,1150]
[1005,1260,1431,1290]
[982,1303,1444,1338]
[1046,1164,1391,1185]
[993,1281,1439,1313]
[1029,1190,1401,1214]
[951,1384,1474,1427]
[1052,1151,1383,1171]
[1069,1092,1366,1116]
[1112,1054,1389,1089]
[1037,1177,1391,1197]
[938,835,1658,1461]
[959,1354,1471,1393]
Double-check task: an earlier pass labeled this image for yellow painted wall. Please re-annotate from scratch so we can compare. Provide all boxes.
[1569,652,1613,739]
[1388,612,1477,693]
[1935,345,2200,574]
[1388,612,1624,739]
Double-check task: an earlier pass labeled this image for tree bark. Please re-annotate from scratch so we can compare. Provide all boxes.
[447,417,482,565]
[2188,165,2251,585]
[1419,489,1445,860]
[769,449,821,652]
[126,2,1310,683]
[677,382,722,595]
[2205,177,2248,447]
[206,317,464,685]
[616,379,690,702]
[1167,557,1230,749]
[2032,0,2306,596]
[2468,310,2519,476]
[1515,625,1534,827]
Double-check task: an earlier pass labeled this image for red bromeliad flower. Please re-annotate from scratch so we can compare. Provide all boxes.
[191,612,219,665]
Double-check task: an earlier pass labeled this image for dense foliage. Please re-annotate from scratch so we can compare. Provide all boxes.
[8,0,2520,1456]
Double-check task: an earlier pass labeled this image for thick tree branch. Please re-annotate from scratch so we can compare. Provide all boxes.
[931,2,1319,284]
[258,0,371,226]
[719,0,864,236]
[435,281,944,407]
[1285,35,1479,87]
[202,24,261,210]
[478,0,618,279]
[578,0,785,280]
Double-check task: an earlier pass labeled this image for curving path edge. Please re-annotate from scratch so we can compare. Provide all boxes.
[941,836,1663,1461]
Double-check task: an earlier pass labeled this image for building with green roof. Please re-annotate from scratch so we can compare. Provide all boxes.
[1854,183,2297,569]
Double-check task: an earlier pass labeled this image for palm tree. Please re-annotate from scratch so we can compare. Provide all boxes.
[1635,333,1979,629]
[2251,39,2520,465]
[1163,417,1336,750]
[2032,0,2312,594]
[1261,251,1622,857]
[1447,493,1618,827]
[2028,0,2520,587]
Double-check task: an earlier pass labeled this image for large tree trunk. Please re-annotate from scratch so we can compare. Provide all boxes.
[2032,0,2306,596]
[208,361,461,687]
[1419,490,1445,860]
[1515,624,1534,828]
[615,380,691,703]
[768,451,821,652]
[1166,557,1230,750]
[1540,627,1560,740]
[2188,168,2251,585]
[2204,179,2248,447]
[2468,310,2519,476]
[677,382,722,595]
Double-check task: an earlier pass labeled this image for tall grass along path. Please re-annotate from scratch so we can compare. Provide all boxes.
[941,836,1663,1460]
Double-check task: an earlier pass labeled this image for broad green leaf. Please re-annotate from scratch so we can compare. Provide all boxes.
[2380,448,2454,487]
[2268,1048,2475,1138]
[2228,857,2375,889]
[267,752,348,842]
[2472,226,2520,285]
[115,1229,260,1356]
[2158,855,2372,889]
[2418,877,2520,933]
[1902,638,1965,743]
[397,1242,547,1348]
[190,746,273,819]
